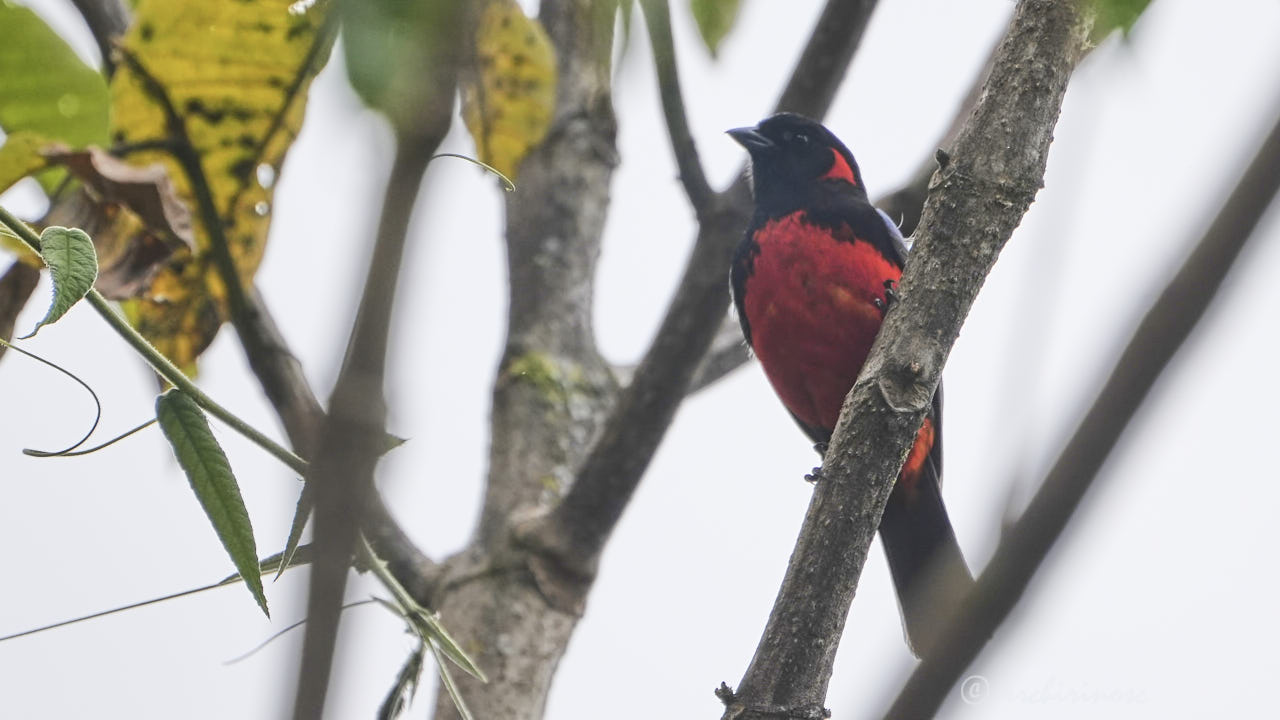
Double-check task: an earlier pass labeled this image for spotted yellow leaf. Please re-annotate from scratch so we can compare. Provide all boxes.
[461,0,556,181]
[109,0,334,372]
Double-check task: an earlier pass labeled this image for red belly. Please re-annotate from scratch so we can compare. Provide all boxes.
[743,212,901,434]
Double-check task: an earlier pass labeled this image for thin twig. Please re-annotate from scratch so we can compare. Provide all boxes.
[882,93,1280,720]
[640,0,714,215]
[685,318,750,394]
[290,140,437,720]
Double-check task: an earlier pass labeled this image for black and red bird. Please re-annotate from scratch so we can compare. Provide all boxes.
[728,113,972,657]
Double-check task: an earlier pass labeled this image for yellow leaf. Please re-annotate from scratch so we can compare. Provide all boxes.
[461,0,557,181]
[0,132,51,264]
[109,0,333,371]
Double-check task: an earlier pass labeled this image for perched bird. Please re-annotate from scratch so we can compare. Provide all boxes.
[728,112,972,657]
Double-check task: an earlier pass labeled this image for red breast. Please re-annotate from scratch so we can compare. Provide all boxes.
[742,211,901,434]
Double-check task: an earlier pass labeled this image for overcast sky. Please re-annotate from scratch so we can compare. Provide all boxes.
[2,1,1279,718]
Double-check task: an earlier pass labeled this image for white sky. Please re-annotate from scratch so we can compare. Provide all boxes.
[2,1,1279,718]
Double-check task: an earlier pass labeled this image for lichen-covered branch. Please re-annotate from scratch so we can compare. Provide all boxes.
[428,1,619,717]
[721,2,1093,717]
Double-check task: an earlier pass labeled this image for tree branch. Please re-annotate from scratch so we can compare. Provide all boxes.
[721,2,1092,717]
[68,0,129,76]
[523,0,882,581]
[882,92,1280,720]
[428,1,621,716]
[686,317,750,394]
[641,0,714,215]
[290,138,439,720]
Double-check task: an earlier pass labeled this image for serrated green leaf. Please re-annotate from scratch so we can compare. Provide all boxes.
[0,4,109,192]
[156,389,268,617]
[414,611,486,681]
[690,0,742,57]
[362,539,488,682]
[378,642,427,720]
[428,639,477,720]
[22,227,97,338]
[274,481,312,581]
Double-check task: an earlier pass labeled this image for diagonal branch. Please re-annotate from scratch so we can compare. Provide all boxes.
[641,0,714,215]
[721,2,1093,717]
[522,0,882,581]
[883,93,1280,720]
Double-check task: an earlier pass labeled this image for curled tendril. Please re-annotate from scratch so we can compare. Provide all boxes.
[0,338,102,457]
[431,152,516,191]
[223,599,379,665]
[53,418,158,457]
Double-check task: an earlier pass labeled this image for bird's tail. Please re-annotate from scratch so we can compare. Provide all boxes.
[879,464,973,658]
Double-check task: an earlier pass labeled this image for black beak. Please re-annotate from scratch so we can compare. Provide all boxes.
[727,126,774,153]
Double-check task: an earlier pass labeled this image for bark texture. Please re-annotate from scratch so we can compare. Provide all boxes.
[722,2,1093,718]
[884,91,1280,720]
[430,1,620,717]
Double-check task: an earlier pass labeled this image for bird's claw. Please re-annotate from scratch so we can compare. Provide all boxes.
[876,279,899,317]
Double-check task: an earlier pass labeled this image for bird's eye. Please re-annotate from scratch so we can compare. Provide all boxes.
[794,132,810,145]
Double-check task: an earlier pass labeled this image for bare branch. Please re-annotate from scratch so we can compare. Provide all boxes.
[641,0,714,214]
[686,317,750,394]
[883,93,1280,720]
[722,2,1093,717]
[0,262,41,365]
[290,137,440,720]
[773,0,878,117]
[524,0,883,582]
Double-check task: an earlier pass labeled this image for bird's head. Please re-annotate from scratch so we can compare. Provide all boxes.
[728,113,865,210]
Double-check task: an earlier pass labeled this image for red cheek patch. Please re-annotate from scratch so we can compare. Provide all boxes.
[822,147,857,185]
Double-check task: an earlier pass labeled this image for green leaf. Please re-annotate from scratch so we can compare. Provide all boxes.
[340,0,465,136]
[156,389,269,617]
[274,481,312,581]
[427,639,477,720]
[690,0,743,57]
[22,227,97,338]
[416,611,486,681]
[1091,0,1154,39]
[0,3,109,192]
[378,642,427,720]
